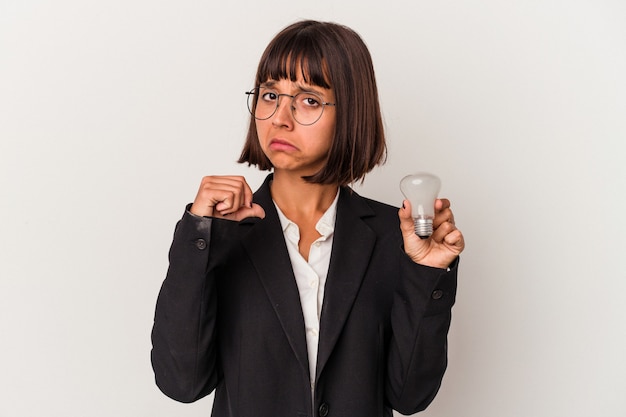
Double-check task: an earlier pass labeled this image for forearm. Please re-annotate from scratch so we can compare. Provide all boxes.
[386,256,458,414]
[151,210,219,403]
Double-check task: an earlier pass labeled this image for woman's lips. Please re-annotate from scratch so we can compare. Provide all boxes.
[269,139,298,151]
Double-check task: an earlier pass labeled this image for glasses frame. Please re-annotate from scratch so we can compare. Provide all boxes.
[245,87,336,126]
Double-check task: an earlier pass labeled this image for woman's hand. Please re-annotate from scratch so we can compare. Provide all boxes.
[398,198,465,269]
[190,175,265,221]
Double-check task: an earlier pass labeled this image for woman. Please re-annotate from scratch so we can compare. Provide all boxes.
[151,20,464,417]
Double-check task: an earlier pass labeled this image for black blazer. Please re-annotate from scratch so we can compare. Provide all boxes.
[151,174,457,417]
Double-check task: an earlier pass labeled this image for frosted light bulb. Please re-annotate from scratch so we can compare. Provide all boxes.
[400,172,441,238]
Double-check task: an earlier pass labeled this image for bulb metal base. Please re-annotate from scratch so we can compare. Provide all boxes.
[413,218,433,239]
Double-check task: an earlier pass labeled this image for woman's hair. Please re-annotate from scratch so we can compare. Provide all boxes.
[238,20,386,185]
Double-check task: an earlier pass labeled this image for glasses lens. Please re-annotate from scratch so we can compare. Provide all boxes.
[292,92,324,125]
[247,87,277,120]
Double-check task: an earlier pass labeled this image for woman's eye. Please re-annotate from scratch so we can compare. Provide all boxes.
[301,95,321,107]
[261,91,277,102]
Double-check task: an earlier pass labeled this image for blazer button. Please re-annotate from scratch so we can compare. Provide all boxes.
[318,402,329,417]
[195,239,207,250]
[431,289,444,300]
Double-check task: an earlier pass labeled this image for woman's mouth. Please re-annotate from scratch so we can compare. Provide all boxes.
[269,139,298,151]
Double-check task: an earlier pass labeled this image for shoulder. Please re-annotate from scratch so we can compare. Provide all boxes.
[361,195,398,216]
[339,187,400,228]
[341,186,398,213]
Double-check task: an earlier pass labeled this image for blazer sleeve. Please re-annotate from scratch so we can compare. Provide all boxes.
[385,254,458,415]
[151,207,219,403]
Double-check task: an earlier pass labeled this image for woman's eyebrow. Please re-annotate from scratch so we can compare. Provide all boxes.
[293,82,323,94]
[259,80,326,96]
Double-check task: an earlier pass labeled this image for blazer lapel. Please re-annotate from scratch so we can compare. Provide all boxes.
[240,175,310,379]
[315,187,377,381]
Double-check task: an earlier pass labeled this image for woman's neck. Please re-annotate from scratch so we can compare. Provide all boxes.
[270,171,339,220]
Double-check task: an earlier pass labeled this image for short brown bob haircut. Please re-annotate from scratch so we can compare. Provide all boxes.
[238,20,386,186]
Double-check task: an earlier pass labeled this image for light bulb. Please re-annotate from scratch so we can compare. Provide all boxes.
[400,172,441,238]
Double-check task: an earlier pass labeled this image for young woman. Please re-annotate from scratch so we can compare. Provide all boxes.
[151,20,464,417]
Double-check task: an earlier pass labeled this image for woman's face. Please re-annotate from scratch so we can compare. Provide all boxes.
[254,77,336,178]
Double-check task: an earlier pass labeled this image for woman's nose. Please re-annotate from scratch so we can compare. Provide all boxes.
[272,95,294,127]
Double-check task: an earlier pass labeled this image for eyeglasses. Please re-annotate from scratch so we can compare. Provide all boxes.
[246,87,336,126]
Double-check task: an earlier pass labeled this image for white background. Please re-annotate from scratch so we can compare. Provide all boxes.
[1,1,625,416]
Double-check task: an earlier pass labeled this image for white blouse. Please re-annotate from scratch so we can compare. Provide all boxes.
[274,191,339,393]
